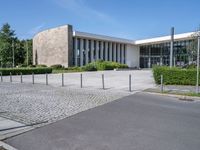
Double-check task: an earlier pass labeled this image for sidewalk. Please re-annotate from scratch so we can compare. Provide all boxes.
[0,117,34,140]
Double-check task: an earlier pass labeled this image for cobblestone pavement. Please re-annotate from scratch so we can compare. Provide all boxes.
[0,82,131,125]
[0,70,154,126]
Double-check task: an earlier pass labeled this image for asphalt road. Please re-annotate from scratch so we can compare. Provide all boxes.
[5,93,200,150]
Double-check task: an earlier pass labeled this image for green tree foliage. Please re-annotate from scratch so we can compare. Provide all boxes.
[0,23,16,67]
[0,23,33,68]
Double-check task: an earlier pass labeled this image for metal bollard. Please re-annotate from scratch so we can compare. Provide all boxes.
[0,72,3,82]
[62,73,64,87]
[80,74,83,88]
[20,72,23,83]
[46,73,48,85]
[10,72,12,82]
[161,75,163,93]
[32,73,35,84]
[102,74,105,90]
[129,74,132,92]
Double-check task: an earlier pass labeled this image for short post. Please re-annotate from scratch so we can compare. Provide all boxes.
[80,73,83,88]
[129,74,132,92]
[62,73,64,87]
[102,74,105,90]
[32,73,34,84]
[46,73,48,85]
[10,72,12,82]
[0,72,3,82]
[161,75,164,93]
[20,72,23,83]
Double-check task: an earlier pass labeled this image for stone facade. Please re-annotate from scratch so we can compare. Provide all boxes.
[33,25,73,67]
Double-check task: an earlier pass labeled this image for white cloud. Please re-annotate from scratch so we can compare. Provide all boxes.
[53,0,116,24]
[28,23,46,36]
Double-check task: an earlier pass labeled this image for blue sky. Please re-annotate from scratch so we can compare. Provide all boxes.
[0,0,200,40]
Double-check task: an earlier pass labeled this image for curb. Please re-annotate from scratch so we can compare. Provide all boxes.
[143,91,200,101]
[0,141,18,150]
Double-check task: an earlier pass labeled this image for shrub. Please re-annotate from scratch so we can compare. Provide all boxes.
[153,66,198,85]
[28,65,36,68]
[17,64,27,68]
[82,64,97,71]
[83,60,128,71]
[0,68,52,76]
[50,64,64,69]
[36,64,47,68]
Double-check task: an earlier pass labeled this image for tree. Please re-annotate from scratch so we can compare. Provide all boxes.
[0,23,16,67]
[0,23,33,68]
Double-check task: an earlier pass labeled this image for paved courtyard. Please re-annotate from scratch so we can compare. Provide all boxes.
[5,93,200,150]
[0,70,154,126]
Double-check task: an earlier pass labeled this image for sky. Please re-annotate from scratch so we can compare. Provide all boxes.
[0,0,200,40]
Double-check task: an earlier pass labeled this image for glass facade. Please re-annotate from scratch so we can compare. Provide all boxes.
[139,40,195,68]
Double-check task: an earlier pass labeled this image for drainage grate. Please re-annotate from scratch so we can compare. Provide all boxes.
[178,98,194,102]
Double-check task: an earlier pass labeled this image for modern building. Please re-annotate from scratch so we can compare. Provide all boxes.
[33,24,196,68]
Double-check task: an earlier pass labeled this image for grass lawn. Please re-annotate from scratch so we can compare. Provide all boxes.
[52,69,83,74]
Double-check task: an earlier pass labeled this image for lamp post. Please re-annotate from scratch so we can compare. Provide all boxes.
[196,36,200,93]
[12,40,15,68]
[191,27,200,94]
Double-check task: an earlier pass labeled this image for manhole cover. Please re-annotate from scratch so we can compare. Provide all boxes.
[179,98,194,102]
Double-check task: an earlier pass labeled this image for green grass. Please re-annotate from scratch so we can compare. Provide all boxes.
[52,69,83,74]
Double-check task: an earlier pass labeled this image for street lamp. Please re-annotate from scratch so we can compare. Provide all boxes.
[12,40,15,68]
[193,29,200,93]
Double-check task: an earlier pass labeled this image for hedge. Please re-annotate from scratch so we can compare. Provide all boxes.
[0,67,52,76]
[153,66,198,85]
[82,60,128,71]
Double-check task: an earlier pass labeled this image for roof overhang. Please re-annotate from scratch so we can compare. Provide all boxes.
[134,32,195,45]
[73,31,134,44]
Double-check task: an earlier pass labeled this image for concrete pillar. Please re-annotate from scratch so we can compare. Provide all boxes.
[124,44,127,64]
[121,44,124,64]
[170,27,174,68]
[74,38,78,66]
[148,46,151,68]
[85,39,89,65]
[80,39,84,67]
[109,42,112,61]
[113,43,117,62]
[100,41,104,60]
[96,41,99,61]
[91,40,94,62]
[105,42,108,61]
[117,43,121,63]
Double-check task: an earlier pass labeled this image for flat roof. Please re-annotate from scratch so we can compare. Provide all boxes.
[134,32,195,45]
[73,31,134,44]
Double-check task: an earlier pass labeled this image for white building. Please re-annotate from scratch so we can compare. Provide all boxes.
[33,25,195,68]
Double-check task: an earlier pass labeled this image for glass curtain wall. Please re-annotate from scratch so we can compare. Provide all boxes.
[139,40,194,68]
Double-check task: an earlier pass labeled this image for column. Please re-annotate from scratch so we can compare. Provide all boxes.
[113,43,116,62]
[100,41,104,60]
[124,44,127,64]
[109,42,112,61]
[105,42,108,61]
[148,46,151,68]
[74,38,78,66]
[80,39,84,67]
[85,39,89,65]
[91,40,94,62]
[121,44,124,64]
[117,43,121,63]
[96,41,99,61]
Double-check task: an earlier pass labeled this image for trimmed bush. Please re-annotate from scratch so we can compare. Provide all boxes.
[153,66,198,85]
[82,64,97,71]
[83,60,128,71]
[50,64,64,69]
[0,67,52,76]
[36,64,47,68]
